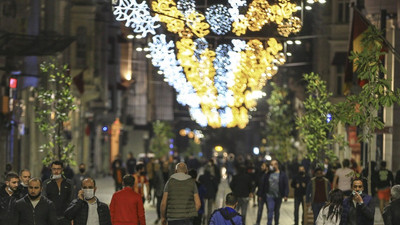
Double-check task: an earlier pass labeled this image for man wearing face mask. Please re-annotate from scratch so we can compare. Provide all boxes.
[340,178,374,225]
[0,172,21,223]
[42,161,74,225]
[65,178,111,225]
[72,163,90,196]
[306,167,331,225]
[18,169,31,197]
[13,178,57,225]
[291,165,310,225]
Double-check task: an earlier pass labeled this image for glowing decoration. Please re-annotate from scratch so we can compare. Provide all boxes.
[112,0,160,37]
[205,5,232,35]
[186,11,210,38]
[177,0,196,16]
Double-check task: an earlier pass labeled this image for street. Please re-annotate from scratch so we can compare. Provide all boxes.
[95,176,384,225]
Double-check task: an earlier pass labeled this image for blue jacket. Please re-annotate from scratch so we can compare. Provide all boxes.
[340,194,374,225]
[258,171,289,198]
[208,207,243,225]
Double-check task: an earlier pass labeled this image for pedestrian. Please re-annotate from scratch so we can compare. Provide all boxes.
[189,169,206,225]
[133,163,151,203]
[153,162,166,224]
[42,160,74,225]
[332,159,353,196]
[208,193,244,225]
[112,160,126,191]
[161,162,201,225]
[306,167,331,224]
[291,165,310,225]
[12,178,57,225]
[72,163,90,196]
[376,161,394,212]
[126,152,137,174]
[229,165,253,222]
[258,159,289,225]
[65,177,112,225]
[18,169,31,197]
[110,175,146,225]
[382,185,400,225]
[340,178,374,225]
[315,189,343,225]
[199,165,219,222]
[0,172,21,224]
[255,162,269,225]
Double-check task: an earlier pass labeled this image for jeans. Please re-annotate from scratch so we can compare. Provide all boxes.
[311,202,325,225]
[205,198,215,222]
[256,197,268,225]
[294,196,304,225]
[236,197,249,221]
[168,219,193,225]
[267,197,282,225]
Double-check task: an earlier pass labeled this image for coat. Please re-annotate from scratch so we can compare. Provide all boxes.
[64,198,112,225]
[13,195,57,225]
[110,187,146,225]
[340,194,374,225]
[208,207,243,225]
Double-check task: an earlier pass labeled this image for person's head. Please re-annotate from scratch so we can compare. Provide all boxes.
[136,163,145,173]
[390,185,400,201]
[351,178,364,194]
[188,169,197,180]
[50,161,64,177]
[28,178,42,200]
[79,163,86,174]
[19,169,31,186]
[225,193,238,208]
[5,163,12,172]
[261,162,268,173]
[328,189,344,205]
[314,167,323,179]
[122,175,135,187]
[5,172,19,192]
[298,165,305,174]
[127,152,133,159]
[342,159,350,168]
[175,162,188,174]
[380,161,387,169]
[270,160,279,171]
[81,178,97,200]
[324,158,330,164]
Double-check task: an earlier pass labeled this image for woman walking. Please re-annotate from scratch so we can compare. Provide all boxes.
[316,189,344,225]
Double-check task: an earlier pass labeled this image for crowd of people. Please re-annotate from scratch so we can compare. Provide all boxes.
[1,153,400,225]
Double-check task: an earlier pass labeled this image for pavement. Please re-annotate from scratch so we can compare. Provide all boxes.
[95,176,384,225]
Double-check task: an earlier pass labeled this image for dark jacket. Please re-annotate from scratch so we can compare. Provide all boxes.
[291,173,310,197]
[340,194,374,225]
[258,171,289,198]
[13,195,57,225]
[382,198,400,225]
[306,177,330,203]
[199,171,219,199]
[42,177,73,218]
[208,207,243,225]
[0,184,21,224]
[64,198,112,225]
[229,172,253,198]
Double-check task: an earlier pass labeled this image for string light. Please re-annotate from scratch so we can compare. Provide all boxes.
[205,5,232,35]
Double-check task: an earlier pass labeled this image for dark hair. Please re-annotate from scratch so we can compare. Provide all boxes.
[5,172,19,181]
[51,161,64,168]
[324,189,344,222]
[380,161,386,168]
[342,159,350,168]
[19,169,30,176]
[81,177,96,187]
[188,169,197,179]
[314,167,323,173]
[123,175,135,186]
[136,163,145,172]
[28,178,42,187]
[225,193,238,206]
[351,177,364,187]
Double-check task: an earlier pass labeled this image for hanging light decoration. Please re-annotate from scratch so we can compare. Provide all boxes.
[112,0,302,129]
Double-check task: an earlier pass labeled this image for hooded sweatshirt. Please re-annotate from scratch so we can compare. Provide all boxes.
[209,207,243,225]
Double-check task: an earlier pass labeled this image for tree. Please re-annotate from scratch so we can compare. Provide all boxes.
[296,73,344,165]
[149,120,175,158]
[336,26,400,194]
[35,59,76,166]
[266,82,296,162]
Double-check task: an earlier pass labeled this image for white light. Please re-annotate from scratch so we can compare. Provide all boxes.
[286,52,292,56]
[127,34,134,39]
[319,0,326,3]
[295,40,302,45]
[125,72,132,81]
[265,155,272,161]
[136,34,143,39]
[305,6,312,10]
[145,54,151,58]
[286,40,294,45]
[253,147,260,155]
[157,70,163,75]
[307,0,314,3]
[296,6,302,10]
[143,47,150,51]
[136,47,143,51]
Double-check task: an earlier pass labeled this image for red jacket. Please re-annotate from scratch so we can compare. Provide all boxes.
[110,187,146,225]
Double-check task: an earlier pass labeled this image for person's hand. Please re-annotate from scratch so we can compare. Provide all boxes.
[296,183,300,188]
[161,217,167,225]
[353,192,363,204]
[302,183,306,188]
[284,197,288,202]
[78,190,84,200]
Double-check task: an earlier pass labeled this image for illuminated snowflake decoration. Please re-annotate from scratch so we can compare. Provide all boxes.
[177,0,196,17]
[194,38,209,60]
[205,5,232,35]
[228,0,247,21]
[214,44,234,108]
[113,0,160,37]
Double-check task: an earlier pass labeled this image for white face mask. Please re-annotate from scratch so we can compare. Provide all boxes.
[83,189,95,200]
[52,174,62,180]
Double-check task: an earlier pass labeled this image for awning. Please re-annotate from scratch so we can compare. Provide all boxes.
[331,52,347,65]
[0,32,75,56]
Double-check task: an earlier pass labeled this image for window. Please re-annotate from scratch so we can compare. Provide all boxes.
[337,0,350,23]
[76,26,87,68]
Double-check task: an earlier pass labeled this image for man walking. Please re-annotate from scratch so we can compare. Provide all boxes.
[376,161,394,212]
[208,193,244,225]
[42,161,74,225]
[18,169,31,196]
[110,175,146,225]
[229,165,253,222]
[65,178,112,225]
[259,159,289,225]
[291,165,309,225]
[382,185,400,225]
[0,172,21,223]
[72,163,90,196]
[255,162,269,225]
[341,178,374,225]
[161,162,201,225]
[306,167,330,224]
[13,178,57,225]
